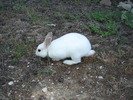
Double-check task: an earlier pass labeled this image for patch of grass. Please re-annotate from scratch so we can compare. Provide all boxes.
[38,69,55,76]
[105,20,119,35]
[116,37,128,44]
[0,7,5,13]
[115,50,124,58]
[114,45,125,58]
[90,12,107,21]
[82,24,90,31]
[43,0,50,5]
[82,11,122,37]
[0,43,10,59]
[124,12,133,28]
[12,40,35,63]
[89,11,122,22]
[25,7,50,24]
[88,23,100,33]
[69,14,79,20]
[87,20,119,37]
[97,47,107,57]
[83,10,131,37]
[26,9,43,23]
[13,2,27,13]
[56,11,79,21]
[13,2,46,24]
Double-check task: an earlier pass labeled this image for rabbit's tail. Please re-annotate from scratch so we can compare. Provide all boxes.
[87,50,95,56]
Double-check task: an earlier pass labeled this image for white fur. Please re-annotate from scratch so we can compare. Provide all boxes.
[36,33,95,65]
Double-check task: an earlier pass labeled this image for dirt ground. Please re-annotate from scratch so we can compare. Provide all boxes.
[0,0,133,100]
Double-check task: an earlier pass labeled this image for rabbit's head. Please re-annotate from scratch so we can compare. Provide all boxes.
[35,32,53,58]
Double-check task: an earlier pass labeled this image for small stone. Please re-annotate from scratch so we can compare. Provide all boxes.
[92,44,99,48]
[42,87,48,93]
[31,95,35,98]
[68,77,71,79]
[8,92,11,96]
[47,24,56,27]
[58,77,64,83]
[8,81,14,85]
[81,91,83,93]
[22,84,25,88]
[38,95,47,100]
[100,0,111,6]
[117,2,132,11]
[67,71,71,74]
[27,62,30,65]
[76,67,79,70]
[99,66,103,69]
[14,80,19,82]
[50,97,54,100]
[8,66,15,69]
[98,76,103,79]
[32,80,36,82]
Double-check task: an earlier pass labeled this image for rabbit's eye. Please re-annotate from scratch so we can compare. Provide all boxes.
[38,49,41,52]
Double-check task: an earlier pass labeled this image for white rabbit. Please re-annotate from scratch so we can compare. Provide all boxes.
[35,32,95,65]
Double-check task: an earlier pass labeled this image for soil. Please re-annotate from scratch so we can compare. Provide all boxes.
[0,0,133,100]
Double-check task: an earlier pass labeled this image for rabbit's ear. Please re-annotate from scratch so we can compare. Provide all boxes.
[44,32,53,48]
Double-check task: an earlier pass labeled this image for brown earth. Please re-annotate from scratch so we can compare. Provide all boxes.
[0,0,133,100]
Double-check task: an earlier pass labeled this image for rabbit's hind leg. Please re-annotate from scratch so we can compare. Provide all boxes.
[63,56,81,65]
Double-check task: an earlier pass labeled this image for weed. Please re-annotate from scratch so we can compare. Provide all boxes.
[88,23,100,33]
[14,43,27,58]
[124,12,133,28]
[25,8,50,24]
[90,12,107,21]
[69,14,79,20]
[89,11,122,22]
[12,41,27,62]
[0,7,5,13]
[56,11,79,21]
[95,0,101,3]
[114,45,125,58]
[38,69,55,76]
[115,50,124,58]
[13,2,27,13]
[82,24,90,31]
[43,0,50,5]
[97,47,107,52]
[88,20,119,37]
[12,40,35,62]
[25,8,42,23]
[116,37,128,44]
[105,20,119,35]
[13,2,45,24]
[82,11,121,37]
[97,47,107,57]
